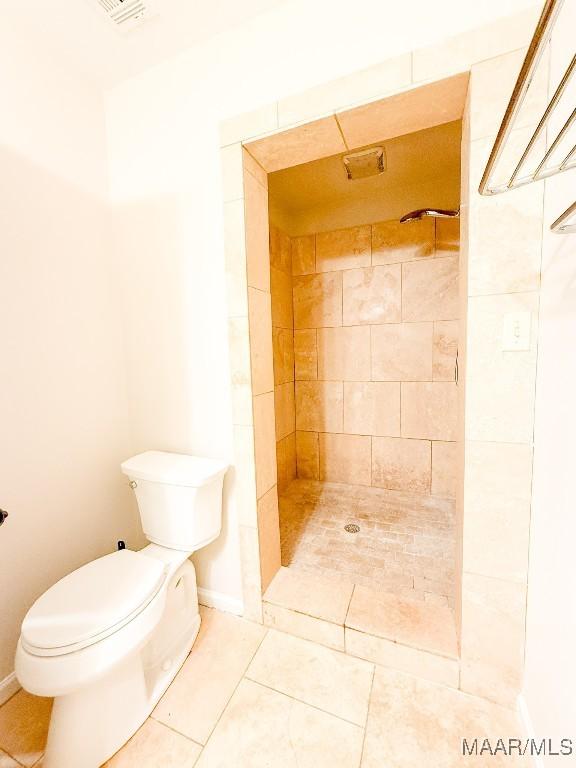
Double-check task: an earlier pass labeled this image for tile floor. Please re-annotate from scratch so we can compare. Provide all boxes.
[279,479,456,607]
[0,607,529,767]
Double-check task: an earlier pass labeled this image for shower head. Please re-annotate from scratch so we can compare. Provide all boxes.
[400,208,460,224]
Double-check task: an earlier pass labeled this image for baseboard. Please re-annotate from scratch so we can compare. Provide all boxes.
[0,672,20,707]
[197,587,243,617]
[518,695,544,768]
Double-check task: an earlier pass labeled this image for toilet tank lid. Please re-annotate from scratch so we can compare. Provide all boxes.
[121,451,228,487]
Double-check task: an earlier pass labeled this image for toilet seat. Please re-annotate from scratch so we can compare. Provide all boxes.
[21,550,167,657]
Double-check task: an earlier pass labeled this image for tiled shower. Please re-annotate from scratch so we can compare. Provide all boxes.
[269,198,460,606]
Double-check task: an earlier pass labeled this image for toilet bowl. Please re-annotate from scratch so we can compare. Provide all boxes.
[15,451,228,768]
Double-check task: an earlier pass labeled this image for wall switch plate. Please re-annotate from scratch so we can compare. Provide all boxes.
[501,311,531,351]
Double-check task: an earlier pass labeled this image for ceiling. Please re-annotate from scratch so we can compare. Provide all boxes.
[269,121,462,215]
[6,0,539,91]
[5,0,287,88]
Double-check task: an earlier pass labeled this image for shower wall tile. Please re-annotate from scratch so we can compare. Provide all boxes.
[402,257,459,322]
[274,382,295,441]
[219,102,278,147]
[336,73,469,148]
[269,224,292,274]
[295,431,320,480]
[467,136,544,297]
[294,329,317,381]
[319,433,371,486]
[371,437,431,494]
[248,287,274,397]
[371,323,433,382]
[257,485,282,592]
[243,147,269,189]
[465,292,538,444]
[342,265,401,325]
[244,169,270,292]
[253,391,277,498]
[432,320,458,382]
[228,316,253,426]
[290,216,459,497]
[317,326,371,382]
[276,433,297,493]
[293,272,343,329]
[462,441,532,582]
[291,235,316,276]
[411,6,538,83]
[372,218,435,264]
[245,115,346,173]
[272,327,295,386]
[435,219,460,257]
[315,225,371,272]
[469,48,548,142]
[223,199,248,318]
[343,382,400,437]
[431,441,457,499]
[277,53,411,128]
[233,425,257,527]
[295,381,343,433]
[221,142,244,202]
[460,573,527,707]
[401,382,458,442]
[270,267,293,329]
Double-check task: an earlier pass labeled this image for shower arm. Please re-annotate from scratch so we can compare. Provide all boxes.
[400,208,460,224]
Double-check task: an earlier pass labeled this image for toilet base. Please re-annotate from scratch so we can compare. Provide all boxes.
[42,559,200,768]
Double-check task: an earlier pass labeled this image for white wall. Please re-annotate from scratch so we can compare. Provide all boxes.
[0,28,143,684]
[523,4,576,751]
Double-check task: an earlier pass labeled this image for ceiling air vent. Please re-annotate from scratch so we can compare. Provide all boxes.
[95,0,154,29]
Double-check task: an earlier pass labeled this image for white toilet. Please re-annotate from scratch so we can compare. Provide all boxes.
[15,450,228,768]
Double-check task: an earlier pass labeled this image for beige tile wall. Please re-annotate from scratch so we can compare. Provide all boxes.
[270,224,297,492]
[291,218,460,497]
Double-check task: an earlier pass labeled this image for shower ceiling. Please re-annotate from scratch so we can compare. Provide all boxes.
[269,120,462,223]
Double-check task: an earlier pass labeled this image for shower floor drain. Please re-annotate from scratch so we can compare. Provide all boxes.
[344,523,360,533]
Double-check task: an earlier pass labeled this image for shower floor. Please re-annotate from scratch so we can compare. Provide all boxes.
[279,479,456,608]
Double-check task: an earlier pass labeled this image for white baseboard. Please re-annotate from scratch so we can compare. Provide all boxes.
[518,695,544,768]
[0,672,20,707]
[197,587,243,617]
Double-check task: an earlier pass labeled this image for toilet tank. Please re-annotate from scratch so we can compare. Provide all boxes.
[121,451,228,552]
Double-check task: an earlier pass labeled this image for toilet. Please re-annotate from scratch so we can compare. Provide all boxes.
[15,450,228,768]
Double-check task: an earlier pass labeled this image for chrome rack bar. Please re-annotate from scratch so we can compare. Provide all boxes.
[478,0,576,233]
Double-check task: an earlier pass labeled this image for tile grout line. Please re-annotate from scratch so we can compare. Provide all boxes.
[358,664,376,767]
[241,677,366,731]
[194,626,270,751]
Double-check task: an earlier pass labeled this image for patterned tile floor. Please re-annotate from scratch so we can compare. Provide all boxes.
[279,480,456,607]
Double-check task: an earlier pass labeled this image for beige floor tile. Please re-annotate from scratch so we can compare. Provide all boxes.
[263,602,345,651]
[104,719,201,767]
[195,679,363,768]
[152,608,266,745]
[263,565,353,625]
[0,749,21,768]
[346,585,458,659]
[0,691,52,768]
[246,630,373,726]
[361,667,525,767]
[346,628,459,688]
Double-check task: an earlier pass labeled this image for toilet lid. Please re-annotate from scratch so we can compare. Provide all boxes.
[21,550,166,653]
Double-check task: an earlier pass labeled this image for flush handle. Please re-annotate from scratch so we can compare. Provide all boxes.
[129,481,138,490]
[0,509,8,527]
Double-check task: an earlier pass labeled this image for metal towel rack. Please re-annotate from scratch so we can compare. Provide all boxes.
[479,0,575,233]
